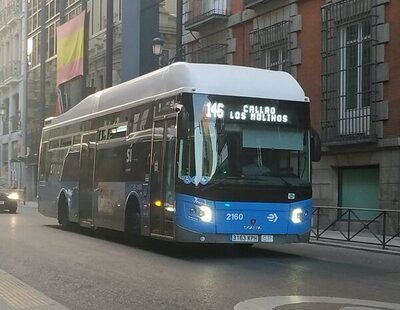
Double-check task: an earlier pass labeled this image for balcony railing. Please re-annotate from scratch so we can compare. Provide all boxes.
[186,43,228,64]
[2,118,8,135]
[184,0,229,31]
[0,0,22,29]
[0,61,22,84]
[244,0,270,9]
[10,115,20,133]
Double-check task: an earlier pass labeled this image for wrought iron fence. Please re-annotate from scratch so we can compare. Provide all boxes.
[312,206,400,250]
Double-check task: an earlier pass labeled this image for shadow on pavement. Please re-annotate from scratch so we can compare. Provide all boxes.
[44,224,304,260]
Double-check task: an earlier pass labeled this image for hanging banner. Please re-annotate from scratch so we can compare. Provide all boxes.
[56,11,85,86]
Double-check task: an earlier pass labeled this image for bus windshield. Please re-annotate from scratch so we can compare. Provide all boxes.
[177,94,311,188]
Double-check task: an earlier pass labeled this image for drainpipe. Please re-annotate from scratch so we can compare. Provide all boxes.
[176,0,183,61]
[105,0,114,88]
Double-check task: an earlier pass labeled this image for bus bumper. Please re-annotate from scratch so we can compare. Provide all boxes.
[175,225,311,244]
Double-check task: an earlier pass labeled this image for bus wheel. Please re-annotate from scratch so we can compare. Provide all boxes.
[58,196,70,229]
[125,199,141,239]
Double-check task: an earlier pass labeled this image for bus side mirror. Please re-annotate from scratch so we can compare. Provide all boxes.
[311,129,321,162]
[177,107,189,139]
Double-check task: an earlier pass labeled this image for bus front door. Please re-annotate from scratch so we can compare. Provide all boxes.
[79,132,96,225]
[150,118,177,238]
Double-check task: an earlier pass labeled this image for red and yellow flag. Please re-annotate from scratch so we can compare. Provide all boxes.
[57,11,85,86]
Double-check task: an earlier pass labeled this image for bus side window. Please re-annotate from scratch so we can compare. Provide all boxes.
[39,142,49,181]
[130,142,150,181]
[73,135,81,145]
[111,125,127,139]
[61,151,80,182]
[61,137,72,147]
[96,146,126,182]
[131,113,140,133]
[48,150,59,181]
[98,129,107,141]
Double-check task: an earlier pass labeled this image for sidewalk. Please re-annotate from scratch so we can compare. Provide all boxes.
[23,201,38,209]
[0,269,68,310]
[310,229,400,255]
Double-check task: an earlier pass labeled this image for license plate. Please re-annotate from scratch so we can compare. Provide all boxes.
[0,201,4,205]
[231,235,259,242]
[261,235,274,243]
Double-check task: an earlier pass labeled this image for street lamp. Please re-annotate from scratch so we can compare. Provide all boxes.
[152,37,165,57]
[152,37,165,68]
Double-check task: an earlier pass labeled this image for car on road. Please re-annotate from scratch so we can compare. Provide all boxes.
[0,182,20,213]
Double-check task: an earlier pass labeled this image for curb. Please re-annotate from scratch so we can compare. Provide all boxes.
[0,269,69,309]
[20,202,38,209]
[310,239,400,256]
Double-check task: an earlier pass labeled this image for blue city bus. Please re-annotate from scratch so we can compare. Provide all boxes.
[38,62,320,244]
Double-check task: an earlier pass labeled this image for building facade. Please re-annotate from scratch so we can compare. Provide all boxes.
[26,0,84,199]
[0,0,26,188]
[181,0,398,219]
[24,0,177,199]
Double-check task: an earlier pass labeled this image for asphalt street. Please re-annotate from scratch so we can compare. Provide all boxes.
[0,205,399,310]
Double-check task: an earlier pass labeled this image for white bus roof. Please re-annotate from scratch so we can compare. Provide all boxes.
[45,62,308,129]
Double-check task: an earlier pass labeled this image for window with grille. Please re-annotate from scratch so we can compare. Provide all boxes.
[321,0,376,142]
[185,31,228,64]
[186,43,227,64]
[340,20,371,111]
[249,21,290,72]
[265,45,288,71]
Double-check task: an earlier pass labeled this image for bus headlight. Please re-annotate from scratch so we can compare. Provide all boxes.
[291,208,303,224]
[199,205,212,223]
[7,192,19,200]
[188,204,213,223]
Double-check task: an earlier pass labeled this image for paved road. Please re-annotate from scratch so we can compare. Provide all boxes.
[0,206,399,310]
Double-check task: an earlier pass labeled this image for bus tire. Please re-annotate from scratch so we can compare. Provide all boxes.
[125,197,141,238]
[58,195,70,229]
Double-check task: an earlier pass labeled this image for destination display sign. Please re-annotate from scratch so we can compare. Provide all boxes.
[205,102,289,124]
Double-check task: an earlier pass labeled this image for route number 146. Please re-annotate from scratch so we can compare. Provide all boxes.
[206,102,224,119]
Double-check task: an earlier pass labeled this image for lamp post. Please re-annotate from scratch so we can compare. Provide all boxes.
[152,37,165,67]
[176,0,183,62]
